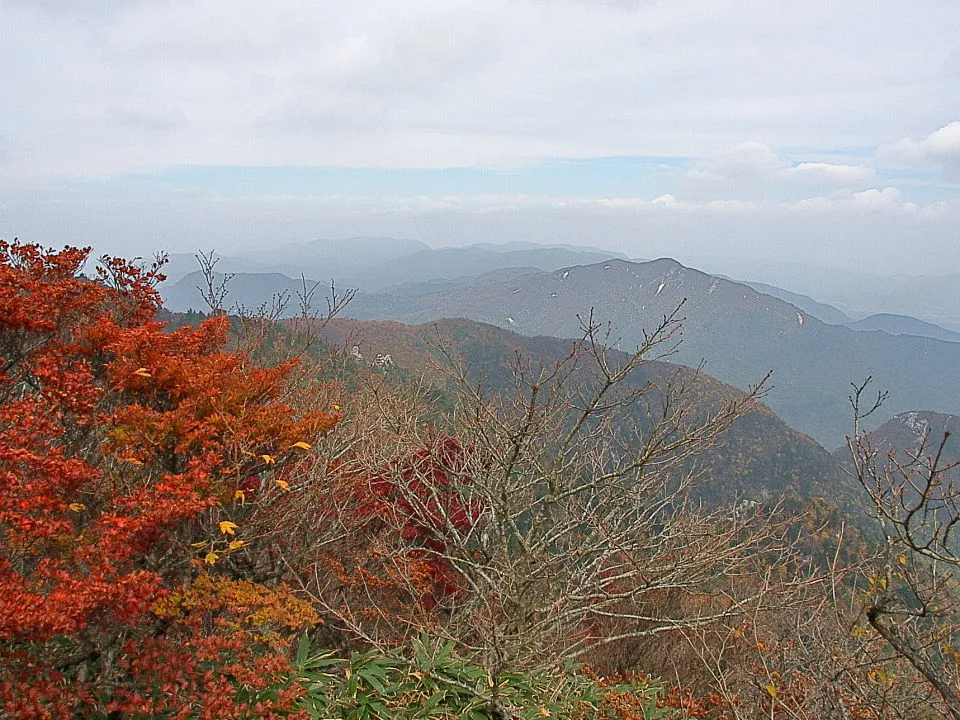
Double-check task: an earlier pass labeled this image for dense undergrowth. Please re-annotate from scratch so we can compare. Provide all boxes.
[2,241,958,719]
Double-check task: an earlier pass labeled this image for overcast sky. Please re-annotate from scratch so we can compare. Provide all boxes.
[2,0,959,275]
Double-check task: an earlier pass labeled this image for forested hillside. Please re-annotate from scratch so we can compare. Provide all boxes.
[311,317,849,510]
[4,242,960,719]
[346,258,960,447]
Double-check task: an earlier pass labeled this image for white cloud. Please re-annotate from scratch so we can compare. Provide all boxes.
[789,187,917,216]
[881,121,960,170]
[106,105,187,131]
[3,1,960,179]
[947,47,960,78]
[850,187,914,213]
[686,142,781,183]
[679,142,875,203]
[1,2,959,275]
[780,162,875,186]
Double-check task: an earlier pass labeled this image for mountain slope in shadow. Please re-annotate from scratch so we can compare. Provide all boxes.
[345,258,960,448]
[313,316,849,509]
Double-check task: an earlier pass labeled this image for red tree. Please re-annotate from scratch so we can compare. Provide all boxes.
[0,241,339,718]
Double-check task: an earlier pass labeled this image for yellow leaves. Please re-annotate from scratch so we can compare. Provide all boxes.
[68,503,85,512]
[153,575,320,630]
[867,575,888,591]
[151,592,185,620]
[944,644,960,664]
[132,367,152,378]
[261,454,276,465]
[121,456,144,466]
[275,479,290,491]
[331,404,341,411]
[194,524,245,558]
[234,489,246,505]
[104,426,131,446]
[538,707,551,717]
[763,682,777,698]
[897,554,907,565]
[290,441,312,450]
[866,667,894,688]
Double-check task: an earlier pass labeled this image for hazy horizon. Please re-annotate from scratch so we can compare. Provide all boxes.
[2,2,959,275]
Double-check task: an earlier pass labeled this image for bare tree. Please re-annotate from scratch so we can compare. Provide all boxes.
[306,307,816,715]
[194,249,234,314]
[193,249,355,363]
[848,378,960,719]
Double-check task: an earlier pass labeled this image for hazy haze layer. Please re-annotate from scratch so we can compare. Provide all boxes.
[2,1,959,275]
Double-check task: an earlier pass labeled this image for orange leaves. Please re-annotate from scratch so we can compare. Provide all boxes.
[102,315,339,480]
[155,574,320,633]
[657,685,736,719]
[0,241,339,713]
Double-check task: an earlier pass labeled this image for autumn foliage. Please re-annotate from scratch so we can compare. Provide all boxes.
[0,241,682,717]
[366,436,483,605]
[0,241,337,717]
[5,240,949,720]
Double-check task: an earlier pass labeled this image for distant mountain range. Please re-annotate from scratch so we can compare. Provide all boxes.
[157,239,960,449]
[739,281,852,325]
[341,258,960,448]
[739,282,960,342]
[160,238,625,294]
[842,313,960,343]
[161,238,958,342]
[694,255,960,333]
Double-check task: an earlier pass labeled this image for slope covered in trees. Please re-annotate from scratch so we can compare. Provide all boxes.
[346,257,960,447]
[4,241,960,719]
[311,316,850,510]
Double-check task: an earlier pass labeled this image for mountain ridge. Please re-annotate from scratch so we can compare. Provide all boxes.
[344,257,960,448]
[309,315,848,508]
[843,313,960,343]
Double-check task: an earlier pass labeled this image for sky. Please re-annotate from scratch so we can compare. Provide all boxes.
[2,0,959,275]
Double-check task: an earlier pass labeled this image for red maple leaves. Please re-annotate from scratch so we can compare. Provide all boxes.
[0,241,335,717]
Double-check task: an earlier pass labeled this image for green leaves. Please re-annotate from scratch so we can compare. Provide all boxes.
[289,634,668,719]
